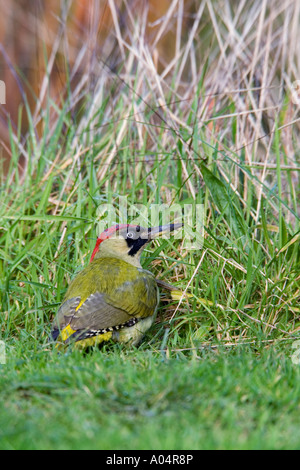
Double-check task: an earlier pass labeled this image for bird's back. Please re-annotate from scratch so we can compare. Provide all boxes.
[52,257,159,347]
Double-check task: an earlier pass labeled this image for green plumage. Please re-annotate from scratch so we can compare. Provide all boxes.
[51,223,182,348]
[52,257,159,346]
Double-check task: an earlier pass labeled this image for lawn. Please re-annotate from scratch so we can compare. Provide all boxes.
[1,344,300,450]
[0,0,300,450]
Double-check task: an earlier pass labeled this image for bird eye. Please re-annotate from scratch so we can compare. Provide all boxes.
[127,231,134,239]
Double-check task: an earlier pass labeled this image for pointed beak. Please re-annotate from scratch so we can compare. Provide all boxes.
[147,223,183,240]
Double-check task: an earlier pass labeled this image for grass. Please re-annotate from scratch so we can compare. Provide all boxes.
[1,346,300,450]
[0,0,300,450]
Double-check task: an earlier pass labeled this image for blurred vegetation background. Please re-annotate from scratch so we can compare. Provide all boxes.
[0,0,195,172]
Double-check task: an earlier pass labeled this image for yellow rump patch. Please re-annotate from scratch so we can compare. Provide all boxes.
[74,331,113,349]
[58,299,84,343]
[76,299,85,311]
[58,299,113,348]
[61,324,76,341]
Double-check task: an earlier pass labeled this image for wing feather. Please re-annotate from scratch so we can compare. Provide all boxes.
[51,261,159,343]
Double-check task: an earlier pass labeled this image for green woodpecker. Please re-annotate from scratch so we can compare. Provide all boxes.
[51,223,182,348]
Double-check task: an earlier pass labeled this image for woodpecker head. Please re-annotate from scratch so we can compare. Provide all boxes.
[90,223,182,267]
